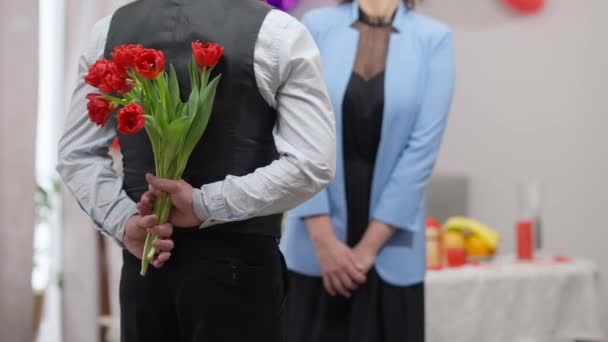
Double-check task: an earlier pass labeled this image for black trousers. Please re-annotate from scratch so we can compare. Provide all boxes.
[120,231,287,342]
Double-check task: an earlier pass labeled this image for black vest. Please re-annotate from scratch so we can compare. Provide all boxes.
[104,0,281,236]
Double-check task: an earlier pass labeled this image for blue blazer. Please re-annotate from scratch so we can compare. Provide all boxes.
[280,0,455,286]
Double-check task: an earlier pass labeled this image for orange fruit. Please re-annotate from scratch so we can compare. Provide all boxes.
[464,235,492,257]
[444,231,465,250]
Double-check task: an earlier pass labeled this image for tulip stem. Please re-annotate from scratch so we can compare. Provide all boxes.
[140,192,172,276]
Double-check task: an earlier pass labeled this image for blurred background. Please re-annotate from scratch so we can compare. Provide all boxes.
[1,0,606,341]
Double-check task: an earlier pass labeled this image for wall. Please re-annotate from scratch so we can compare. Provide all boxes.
[294,0,608,324]
[419,0,608,322]
[0,0,38,341]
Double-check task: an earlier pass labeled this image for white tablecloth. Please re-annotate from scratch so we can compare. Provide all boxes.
[426,257,605,342]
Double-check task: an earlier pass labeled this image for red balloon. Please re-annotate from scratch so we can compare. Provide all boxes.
[504,0,545,14]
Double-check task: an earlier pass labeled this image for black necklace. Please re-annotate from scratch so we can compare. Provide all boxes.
[358,7,396,27]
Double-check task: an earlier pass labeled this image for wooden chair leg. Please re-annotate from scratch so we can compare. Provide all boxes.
[98,234,111,342]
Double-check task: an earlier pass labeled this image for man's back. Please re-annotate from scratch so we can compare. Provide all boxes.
[107,0,280,237]
[57,1,335,340]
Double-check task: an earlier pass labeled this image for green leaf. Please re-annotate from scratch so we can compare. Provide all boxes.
[144,115,162,141]
[186,87,199,119]
[189,57,200,92]
[162,116,190,171]
[100,95,127,106]
[201,65,215,89]
[155,74,170,122]
[144,114,163,172]
[177,74,221,170]
[168,65,181,108]
[176,102,186,118]
[197,75,221,133]
[189,58,195,92]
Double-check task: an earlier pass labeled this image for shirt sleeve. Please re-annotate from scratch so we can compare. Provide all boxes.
[192,9,336,228]
[57,15,138,246]
[285,10,332,220]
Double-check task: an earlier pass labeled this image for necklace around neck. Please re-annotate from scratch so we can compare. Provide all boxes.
[358,7,396,27]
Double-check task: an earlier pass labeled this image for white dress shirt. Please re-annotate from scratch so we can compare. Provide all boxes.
[57,9,336,245]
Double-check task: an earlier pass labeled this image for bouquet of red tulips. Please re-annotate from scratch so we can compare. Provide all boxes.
[85,41,224,275]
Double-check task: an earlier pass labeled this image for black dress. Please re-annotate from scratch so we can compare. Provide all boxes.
[286,8,424,342]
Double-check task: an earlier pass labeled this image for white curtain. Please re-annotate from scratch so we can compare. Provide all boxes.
[0,0,38,341]
[61,0,133,340]
[29,1,132,342]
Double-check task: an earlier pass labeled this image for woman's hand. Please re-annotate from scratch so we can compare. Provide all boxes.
[352,220,396,274]
[352,243,376,275]
[306,216,366,298]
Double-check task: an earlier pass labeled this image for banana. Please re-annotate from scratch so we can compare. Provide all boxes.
[444,217,500,251]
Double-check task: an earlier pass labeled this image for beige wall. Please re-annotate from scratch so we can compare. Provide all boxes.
[295,0,608,324]
[419,0,608,322]
[0,0,38,341]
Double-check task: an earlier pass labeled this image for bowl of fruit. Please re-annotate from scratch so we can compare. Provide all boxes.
[443,217,500,265]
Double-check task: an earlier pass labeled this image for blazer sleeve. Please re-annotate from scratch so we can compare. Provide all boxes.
[371,32,455,232]
[288,11,332,220]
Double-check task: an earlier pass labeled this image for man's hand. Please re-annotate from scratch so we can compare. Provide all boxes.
[137,173,203,228]
[123,214,174,269]
[306,216,366,298]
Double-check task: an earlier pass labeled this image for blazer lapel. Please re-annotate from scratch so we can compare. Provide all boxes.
[320,13,359,238]
[371,4,421,208]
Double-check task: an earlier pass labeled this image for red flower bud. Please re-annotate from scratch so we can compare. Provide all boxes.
[85,59,112,88]
[117,103,146,135]
[135,49,165,80]
[192,41,224,69]
[85,59,132,95]
[111,44,144,69]
[86,94,115,127]
[110,137,121,151]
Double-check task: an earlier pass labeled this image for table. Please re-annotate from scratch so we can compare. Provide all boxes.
[426,257,605,342]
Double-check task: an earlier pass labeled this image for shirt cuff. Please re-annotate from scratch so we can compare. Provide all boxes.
[194,181,248,229]
[192,188,210,226]
[109,198,139,248]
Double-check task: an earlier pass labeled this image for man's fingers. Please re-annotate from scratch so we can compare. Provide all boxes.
[152,238,174,252]
[136,202,152,216]
[150,259,164,269]
[150,257,163,269]
[141,191,157,207]
[147,182,162,196]
[147,223,173,238]
[137,190,160,216]
[136,215,158,230]
[156,252,171,263]
[150,252,171,269]
[151,261,165,269]
[146,173,181,194]
[158,253,171,264]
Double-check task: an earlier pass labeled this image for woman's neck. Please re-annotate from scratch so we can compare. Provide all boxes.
[358,0,401,18]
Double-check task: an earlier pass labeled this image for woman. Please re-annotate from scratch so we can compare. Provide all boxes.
[280,0,454,341]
